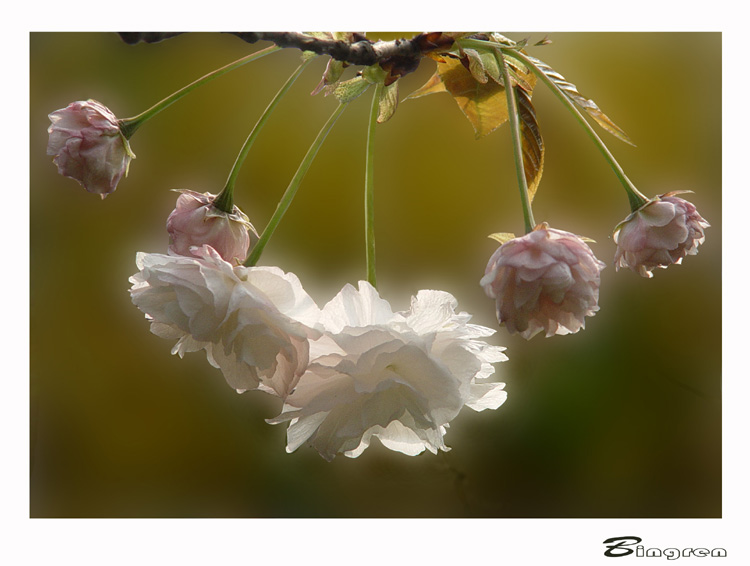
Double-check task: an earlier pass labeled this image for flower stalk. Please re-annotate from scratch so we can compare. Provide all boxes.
[245,102,348,267]
[457,38,650,213]
[498,51,536,234]
[498,46,649,212]
[213,59,310,214]
[118,45,281,139]
[364,82,383,287]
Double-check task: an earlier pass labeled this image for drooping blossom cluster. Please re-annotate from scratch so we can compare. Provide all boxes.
[128,191,508,459]
[46,42,712,463]
[480,190,709,340]
[268,282,508,460]
[166,189,259,265]
[130,245,322,398]
[481,224,606,340]
[130,253,508,459]
[613,192,710,278]
[47,100,134,198]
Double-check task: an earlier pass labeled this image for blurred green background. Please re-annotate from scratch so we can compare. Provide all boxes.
[30,32,721,518]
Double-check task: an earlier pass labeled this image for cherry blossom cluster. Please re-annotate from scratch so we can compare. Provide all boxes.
[45,36,711,459]
[127,191,507,460]
[480,191,709,340]
[47,97,711,351]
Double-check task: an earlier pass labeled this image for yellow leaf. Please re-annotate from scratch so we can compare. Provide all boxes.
[435,56,510,138]
[404,71,447,99]
[407,50,538,139]
[504,55,537,93]
[516,86,544,203]
[488,232,517,244]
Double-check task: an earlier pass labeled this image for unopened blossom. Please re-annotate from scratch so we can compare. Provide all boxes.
[47,99,134,198]
[268,281,508,461]
[613,192,710,278]
[166,190,259,265]
[129,245,321,398]
[481,224,606,340]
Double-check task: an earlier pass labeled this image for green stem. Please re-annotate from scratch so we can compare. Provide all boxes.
[244,102,348,267]
[457,38,650,212]
[364,83,383,287]
[213,59,310,213]
[118,45,281,139]
[499,46,649,212]
[498,52,536,234]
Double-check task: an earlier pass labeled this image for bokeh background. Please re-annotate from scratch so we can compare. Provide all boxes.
[30,32,721,518]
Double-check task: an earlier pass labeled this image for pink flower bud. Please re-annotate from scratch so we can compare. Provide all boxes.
[166,190,259,265]
[47,99,135,198]
[613,193,710,278]
[480,224,606,339]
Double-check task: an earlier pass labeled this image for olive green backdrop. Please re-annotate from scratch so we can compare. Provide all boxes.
[29,32,721,518]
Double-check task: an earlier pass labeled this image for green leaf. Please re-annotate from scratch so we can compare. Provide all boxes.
[362,63,387,84]
[333,76,371,103]
[488,33,516,47]
[463,47,504,84]
[516,86,544,203]
[463,48,489,83]
[479,51,503,84]
[311,58,346,96]
[502,54,535,93]
[377,81,399,123]
[526,54,635,146]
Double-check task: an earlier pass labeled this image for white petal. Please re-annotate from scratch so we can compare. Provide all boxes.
[348,420,430,458]
[321,281,399,332]
[406,289,459,334]
[465,382,508,411]
[244,266,322,330]
[285,412,329,453]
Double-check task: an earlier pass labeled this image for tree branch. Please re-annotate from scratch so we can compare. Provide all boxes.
[119,32,185,44]
[118,32,455,83]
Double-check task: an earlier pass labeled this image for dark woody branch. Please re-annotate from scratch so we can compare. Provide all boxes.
[229,32,453,66]
[118,31,456,82]
[119,32,185,44]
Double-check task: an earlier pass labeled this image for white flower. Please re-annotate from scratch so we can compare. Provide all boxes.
[268,281,508,461]
[129,245,321,398]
